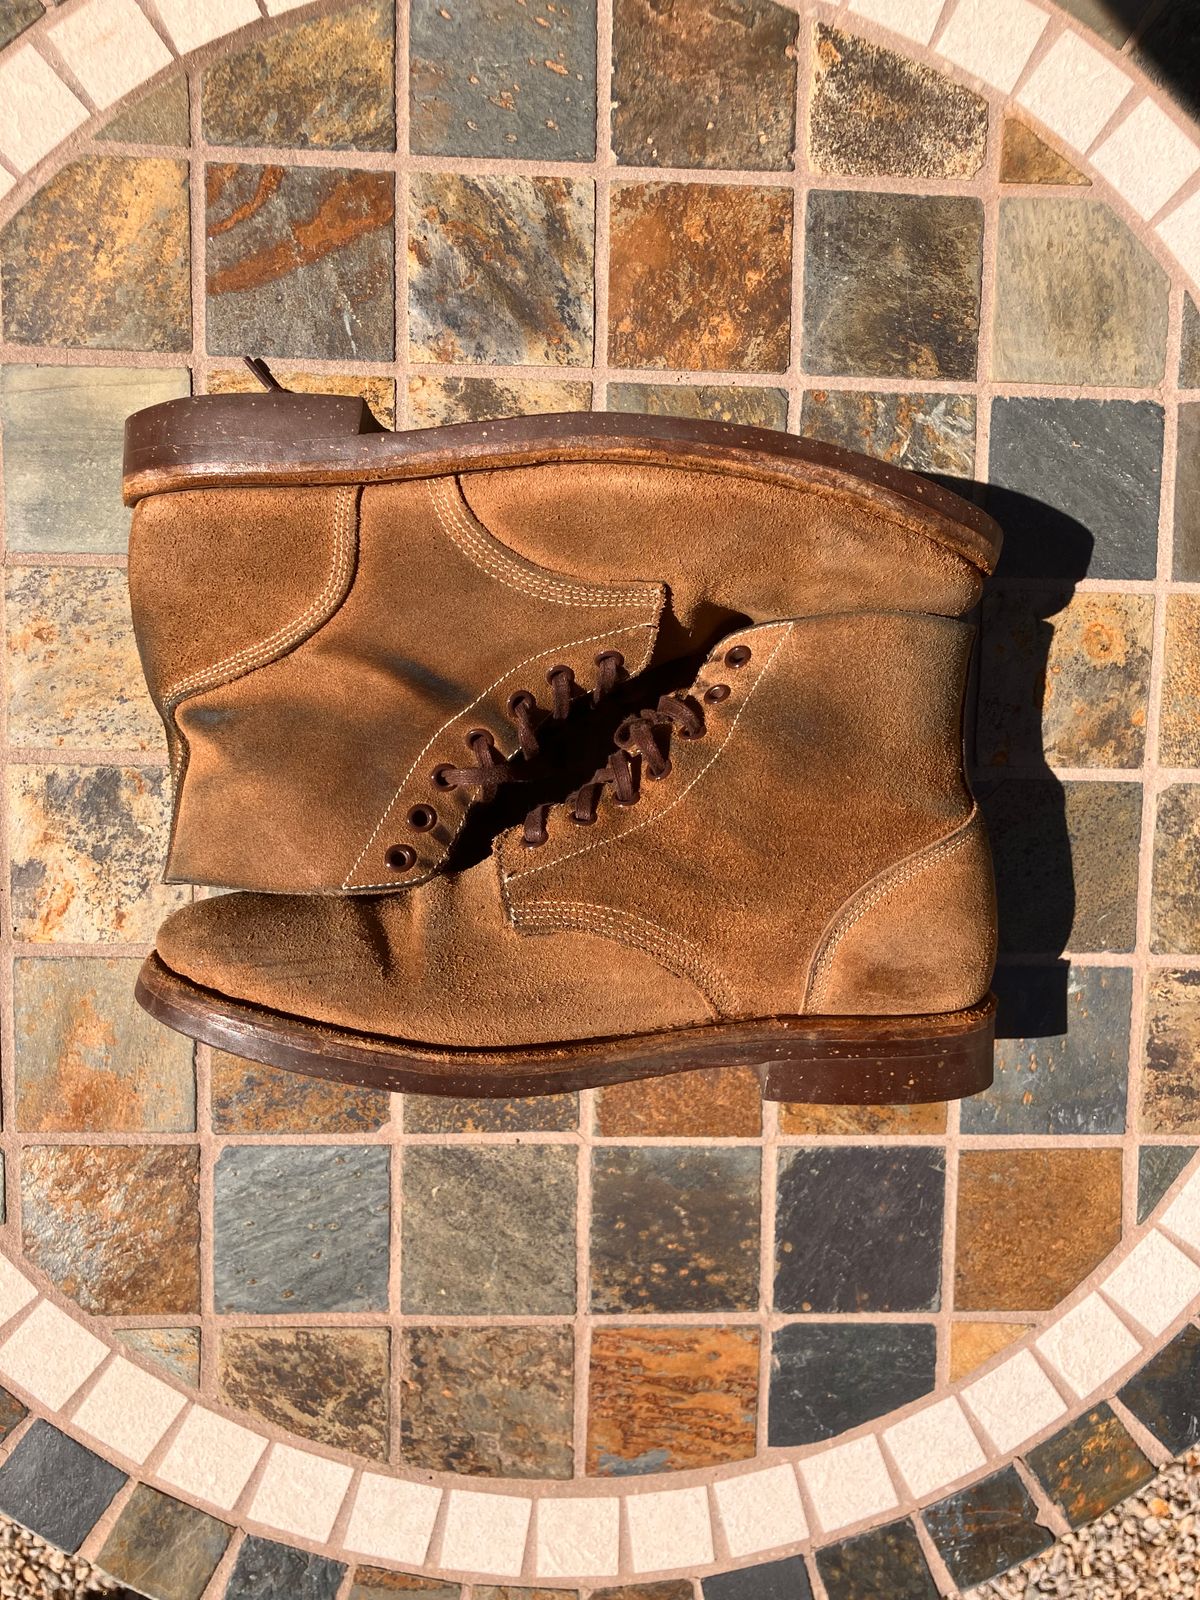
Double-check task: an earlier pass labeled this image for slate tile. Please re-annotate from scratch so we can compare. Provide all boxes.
[978,778,1142,955]
[407,376,591,429]
[208,365,397,428]
[589,1587,694,1600]
[411,0,595,160]
[816,1519,939,1600]
[612,0,796,170]
[1161,595,1200,766]
[0,0,42,49]
[213,1145,390,1313]
[987,397,1163,582]
[779,1100,947,1136]
[211,1050,389,1134]
[799,389,975,480]
[595,1065,761,1137]
[587,1325,759,1475]
[809,24,986,179]
[8,764,189,944]
[409,173,592,365]
[203,1,395,150]
[225,1536,346,1600]
[206,163,395,361]
[609,183,792,372]
[114,1327,200,1387]
[1027,1404,1154,1527]
[13,956,195,1133]
[590,1146,760,1313]
[1118,1323,1200,1455]
[0,1423,124,1554]
[402,1145,576,1315]
[804,190,981,380]
[948,1321,1030,1382]
[703,1557,812,1600]
[1143,969,1200,1133]
[993,199,1168,387]
[963,964,1131,1136]
[0,1388,26,1443]
[1137,1146,1196,1223]
[21,1144,199,1315]
[0,365,190,554]
[923,1467,1053,1590]
[399,1325,573,1478]
[1182,295,1200,389]
[1176,402,1200,580]
[218,1327,389,1458]
[774,1147,945,1313]
[609,383,788,430]
[97,73,190,146]
[1153,783,1200,954]
[350,1573,461,1600]
[977,589,1153,771]
[955,1148,1122,1311]
[99,1484,231,1600]
[1,157,190,351]
[1000,117,1089,185]
[403,1091,577,1133]
[474,1591,576,1600]
[768,1322,936,1446]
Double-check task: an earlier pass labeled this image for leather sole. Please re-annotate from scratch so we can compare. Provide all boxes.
[136,952,996,1104]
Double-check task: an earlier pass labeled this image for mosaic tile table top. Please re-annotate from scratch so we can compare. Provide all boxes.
[0,0,1199,1594]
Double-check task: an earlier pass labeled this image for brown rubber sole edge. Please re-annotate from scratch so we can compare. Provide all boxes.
[122,397,1002,575]
[136,952,996,1104]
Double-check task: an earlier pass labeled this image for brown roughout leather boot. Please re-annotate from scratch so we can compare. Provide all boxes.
[125,393,1000,895]
[137,607,1000,1106]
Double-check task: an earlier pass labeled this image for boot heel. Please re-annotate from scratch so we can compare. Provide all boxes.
[757,996,995,1106]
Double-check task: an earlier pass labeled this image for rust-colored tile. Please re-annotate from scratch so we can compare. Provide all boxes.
[779,1101,947,1136]
[799,389,975,478]
[948,1321,1032,1382]
[955,1149,1122,1312]
[1000,118,1089,185]
[406,376,590,428]
[1153,784,1200,954]
[1160,595,1200,767]
[402,1093,577,1134]
[587,1325,758,1475]
[596,1066,761,1137]
[609,382,788,430]
[21,1145,200,1315]
[207,367,396,428]
[349,1572,460,1600]
[1027,1404,1154,1527]
[218,1328,389,1458]
[592,1587,693,1600]
[475,1591,575,1600]
[210,1051,390,1135]
[1142,969,1200,1133]
[609,183,792,372]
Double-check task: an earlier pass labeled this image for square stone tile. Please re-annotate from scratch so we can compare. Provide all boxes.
[963,964,1131,1136]
[477,1591,577,1600]
[206,163,395,360]
[47,0,173,114]
[402,1146,576,1315]
[153,0,258,54]
[1161,595,1200,766]
[1119,1323,1200,1456]
[799,1434,899,1534]
[1145,974,1200,1132]
[595,1066,761,1137]
[97,73,190,145]
[408,174,592,366]
[626,1484,713,1571]
[999,117,1089,185]
[979,779,1142,955]
[587,1584,692,1600]
[114,1327,200,1386]
[208,365,397,428]
[608,383,788,430]
[799,390,975,480]
[713,1465,808,1560]
[977,589,1153,770]
[0,1300,106,1410]
[1,157,190,350]
[612,0,796,169]
[1183,296,1200,388]
[923,1467,1053,1591]
[0,366,190,554]
[213,1145,390,1313]
[987,398,1164,582]
[809,23,986,179]
[344,1477,442,1569]
[348,1571,462,1599]
[802,191,983,380]
[1035,1292,1142,1399]
[248,1442,352,1543]
[779,1100,947,1136]
[587,1325,758,1476]
[608,183,792,372]
[817,1520,939,1600]
[8,765,189,944]
[589,1147,760,1314]
[0,1388,26,1444]
[992,199,1168,387]
[226,1536,345,1600]
[962,1348,1067,1457]
[72,1356,186,1465]
[0,0,41,50]
[1027,1404,1154,1528]
[1176,403,1200,580]
[211,1051,389,1134]
[399,1326,573,1478]
[536,1499,621,1583]
[1153,784,1200,953]
[411,0,595,160]
[775,1147,944,1312]
[703,1558,812,1600]
[0,1422,124,1555]
[99,1485,231,1600]
[949,1322,1031,1382]
[440,1488,532,1578]
[1137,1145,1196,1221]
[156,1406,268,1512]
[218,1327,389,1458]
[1103,1227,1200,1337]
[403,1092,577,1133]
[768,1322,936,1446]
[406,376,591,429]
[0,45,88,175]
[884,1397,986,1500]
[22,1144,199,1314]
[1092,98,1200,224]
[203,1,394,150]
[955,1148,1122,1312]
[934,0,1048,93]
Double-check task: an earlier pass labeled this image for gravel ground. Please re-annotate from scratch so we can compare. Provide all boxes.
[0,1519,121,1599]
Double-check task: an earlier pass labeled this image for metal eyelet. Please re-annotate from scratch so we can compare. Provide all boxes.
[408,804,437,832]
[724,645,752,668]
[705,683,732,704]
[431,765,456,790]
[385,844,417,871]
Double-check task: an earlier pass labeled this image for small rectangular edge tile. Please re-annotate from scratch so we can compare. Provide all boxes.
[626,1485,714,1574]
[46,0,174,111]
[0,1301,106,1410]
[151,0,260,54]
[1102,1229,1200,1337]
[714,1464,808,1560]
[344,1472,442,1566]
[0,45,89,173]
[70,1356,186,1465]
[1035,1293,1143,1398]
[847,0,946,46]
[962,1349,1068,1457]
[1162,1167,1200,1249]
[248,1442,353,1543]
[0,1261,36,1328]
[440,1490,533,1579]
[935,0,1050,93]
[536,1496,621,1580]
[1158,190,1200,291]
[883,1398,988,1501]
[1016,29,1134,150]
[800,1436,900,1535]
[157,1406,268,1512]
[1092,99,1200,220]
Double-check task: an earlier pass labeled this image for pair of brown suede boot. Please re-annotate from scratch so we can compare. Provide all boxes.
[126,387,1002,1107]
